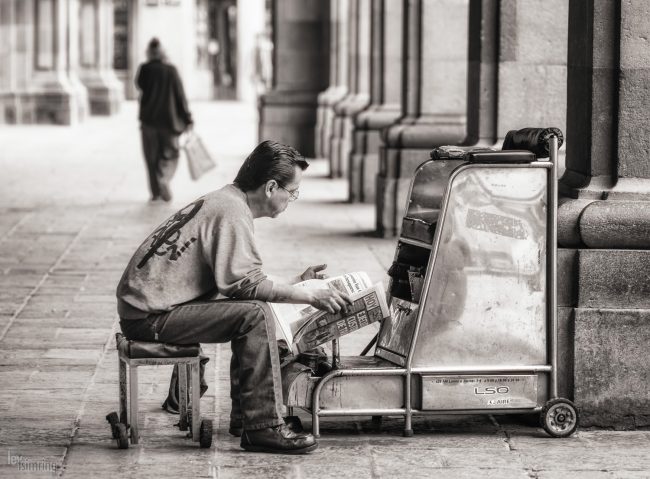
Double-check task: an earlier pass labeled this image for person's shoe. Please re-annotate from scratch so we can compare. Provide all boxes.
[161,398,180,415]
[240,423,318,454]
[229,423,243,437]
[159,183,173,202]
[229,416,304,438]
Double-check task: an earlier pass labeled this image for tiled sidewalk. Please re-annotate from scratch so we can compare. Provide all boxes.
[0,102,649,478]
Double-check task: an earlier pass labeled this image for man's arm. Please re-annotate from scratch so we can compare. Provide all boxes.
[267,282,351,315]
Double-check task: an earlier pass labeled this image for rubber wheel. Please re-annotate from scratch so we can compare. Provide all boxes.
[115,423,129,449]
[106,412,119,439]
[540,398,579,438]
[199,419,213,448]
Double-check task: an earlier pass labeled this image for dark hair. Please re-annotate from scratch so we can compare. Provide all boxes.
[147,37,161,50]
[234,140,309,191]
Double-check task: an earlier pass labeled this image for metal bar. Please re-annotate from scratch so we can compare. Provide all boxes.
[331,339,340,370]
[548,135,559,398]
[118,358,128,425]
[318,409,407,417]
[126,357,199,366]
[311,368,407,437]
[315,407,543,417]
[129,366,139,444]
[178,364,188,431]
[410,407,543,415]
[191,360,200,442]
[360,333,378,356]
[398,236,432,249]
[411,365,552,374]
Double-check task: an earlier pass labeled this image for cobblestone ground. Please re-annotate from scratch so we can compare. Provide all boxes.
[0,102,648,479]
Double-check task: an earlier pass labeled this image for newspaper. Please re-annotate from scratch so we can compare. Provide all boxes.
[269,272,390,354]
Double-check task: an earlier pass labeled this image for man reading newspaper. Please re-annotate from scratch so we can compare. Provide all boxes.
[270,271,389,354]
[116,141,352,454]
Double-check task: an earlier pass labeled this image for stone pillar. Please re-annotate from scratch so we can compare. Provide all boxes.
[376,0,469,236]
[464,0,498,146]
[258,0,329,157]
[496,0,568,139]
[78,0,123,115]
[315,0,349,159]
[348,0,403,203]
[558,0,650,428]
[0,0,89,124]
[329,0,371,178]
[66,0,90,123]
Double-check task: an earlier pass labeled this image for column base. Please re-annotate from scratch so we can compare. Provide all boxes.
[376,147,429,236]
[0,90,84,125]
[575,307,650,429]
[80,71,124,115]
[329,93,370,178]
[259,90,319,157]
[315,86,347,158]
[349,106,401,203]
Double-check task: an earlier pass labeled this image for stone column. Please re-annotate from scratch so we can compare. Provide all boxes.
[315,0,349,159]
[329,0,371,178]
[464,0,498,146]
[496,0,568,139]
[558,0,650,428]
[348,0,403,203]
[0,0,89,124]
[66,0,90,123]
[258,0,329,157]
[78,0,123,115]
[376,0,469,236]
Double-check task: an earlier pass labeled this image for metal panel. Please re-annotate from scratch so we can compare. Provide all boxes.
[421,374,538,410]
[413,166,548,367]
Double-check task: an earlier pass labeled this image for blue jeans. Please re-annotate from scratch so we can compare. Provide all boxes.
[120,299,284,430]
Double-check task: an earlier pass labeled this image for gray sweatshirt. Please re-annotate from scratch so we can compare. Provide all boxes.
[116,184,274,319]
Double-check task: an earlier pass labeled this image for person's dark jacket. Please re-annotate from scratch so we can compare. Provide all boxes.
[136,59,193,134]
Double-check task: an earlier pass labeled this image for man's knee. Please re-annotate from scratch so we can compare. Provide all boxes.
[245,300,272,325]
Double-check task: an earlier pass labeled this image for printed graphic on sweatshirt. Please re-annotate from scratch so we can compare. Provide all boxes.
[137,199,204,268]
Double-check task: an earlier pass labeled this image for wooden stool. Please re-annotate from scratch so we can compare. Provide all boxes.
[106,333,212,448]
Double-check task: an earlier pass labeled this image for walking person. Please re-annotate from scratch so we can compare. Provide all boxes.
[117,140,352,453]
[136,38,193,202]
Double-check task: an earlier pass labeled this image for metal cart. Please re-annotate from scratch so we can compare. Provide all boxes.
[282,127,578,439]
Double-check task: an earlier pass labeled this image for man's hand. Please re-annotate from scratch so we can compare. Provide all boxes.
[308,288,353,314]
[300,264,328,281]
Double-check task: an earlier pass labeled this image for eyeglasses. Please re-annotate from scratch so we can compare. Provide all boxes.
[278,184,299,201]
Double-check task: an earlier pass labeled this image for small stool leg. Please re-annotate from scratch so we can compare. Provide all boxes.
[119,358,128,425]
[191,360,200,441]
[129,366,139,444]
[178,364,189,431]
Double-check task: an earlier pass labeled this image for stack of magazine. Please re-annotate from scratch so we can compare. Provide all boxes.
[269,272,389,354]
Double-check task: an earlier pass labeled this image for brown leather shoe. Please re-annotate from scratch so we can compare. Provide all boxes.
[241,424,318,454]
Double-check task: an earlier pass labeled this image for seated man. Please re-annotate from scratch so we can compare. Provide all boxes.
[116,140,351,454]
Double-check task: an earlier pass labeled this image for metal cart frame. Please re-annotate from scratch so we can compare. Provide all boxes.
[293,134,578,439]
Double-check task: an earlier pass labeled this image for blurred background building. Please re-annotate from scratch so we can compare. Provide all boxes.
[1,0,649,432]
[0,0,272,124]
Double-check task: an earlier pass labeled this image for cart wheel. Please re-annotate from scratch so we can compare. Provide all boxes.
[199,419,213,448]
[106,412,119,439]
[115,423,129,449]
[541,398,579,438]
